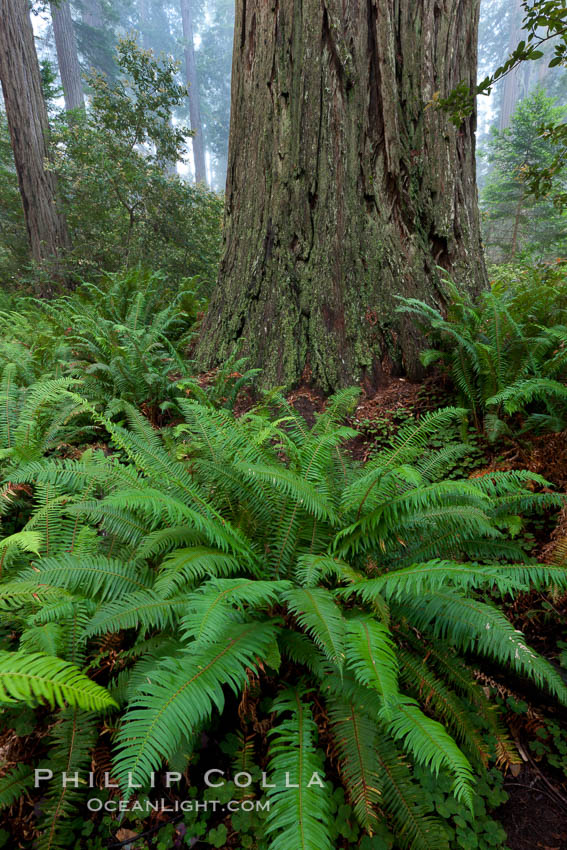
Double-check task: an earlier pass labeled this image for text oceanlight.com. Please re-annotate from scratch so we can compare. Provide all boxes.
[86,798,271,813]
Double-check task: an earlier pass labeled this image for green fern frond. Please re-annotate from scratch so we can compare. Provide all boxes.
[400,592,567,702]
[154,547,243,596]
[344,618,400,708]
[19,622,64,656]
[16,554,154,601]
[37,710,98,850]
[114,621,280,791]
[487,377,567,413]
[295,554,362,587]
[284,587,346,669]
[85,591,188,637]
[327,695,381,834]
[397,647,489,766]
[181,579,289,644]
[234,463,337,522]
[0,764,34,810]
[384,700,475,810]
[0,531,43,556]
[0,652,117,710]
[266,688,333,850]
[374,736,450,850]
[0,581,70,612]
[342,560,535,603]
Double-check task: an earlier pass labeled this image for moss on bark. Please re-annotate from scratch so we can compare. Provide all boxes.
[198,0,487,393]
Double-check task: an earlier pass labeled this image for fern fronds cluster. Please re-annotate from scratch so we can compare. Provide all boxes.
[0,387,565,848]
[397,272,567,438]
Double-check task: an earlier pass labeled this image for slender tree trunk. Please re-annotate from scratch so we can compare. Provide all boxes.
[198,0,487,392]
[510,195,523,258]
[0,0,70,270]
[180,0,207,185]
[138,0,151,47]
[51,0,84,111]
[134,0,178,177]
[216,153,228,192]
[83,0,103,29]
[499,0,523,131]
[80,0,116,79]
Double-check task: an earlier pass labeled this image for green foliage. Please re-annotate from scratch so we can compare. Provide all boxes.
[0,39,222,290]
[525,121,567,210]
[266,689,332,850]
[480,90,567,262]
[438,0,567,128]
[0,653,115,710]
[177,348,261,410]
[0,765,34,811]
[413,765,509,850]
[397,266,567,438]
[0,269,211,418]
[50,38,221,288]
[529,718,567,778]
[0,378,565,848]
[37,268,202,410]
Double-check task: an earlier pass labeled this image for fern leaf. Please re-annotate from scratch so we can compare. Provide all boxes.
[0,764,34,810]
[375,736,450,850]
[114,621,279,791]
[344,617,400,709]
[327,696,381,834]
[295,554,362,587]
[384,700,475,810]
[266,689,332,850]
[400,592,567,702]
[85,591,188,637]
[154,546,242,596]
[181,579,289,644]
[284,587,346,669]
[0,652,116,710]
[16,554,153,601]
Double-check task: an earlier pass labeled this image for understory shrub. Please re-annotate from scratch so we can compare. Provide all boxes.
[0,39,222,291]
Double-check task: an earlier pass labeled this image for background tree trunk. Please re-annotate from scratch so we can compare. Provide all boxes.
[51,0,85,111]
[198,0,487,392]
[82,0,103,29]
[498,0,524,131]
[180,0,207,185]
[138,0,151,48]
[79,0,116,78]
[0,0,70,268]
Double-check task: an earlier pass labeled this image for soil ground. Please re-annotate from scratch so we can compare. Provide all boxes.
[499,765,567,850]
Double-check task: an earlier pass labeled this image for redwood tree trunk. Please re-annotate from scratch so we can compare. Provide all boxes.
[180,0,207,185]
[51,0,84,111]
[198,0,487,392]
[83,0,103,29]
[0,0,70,268]
[498,0,523,131]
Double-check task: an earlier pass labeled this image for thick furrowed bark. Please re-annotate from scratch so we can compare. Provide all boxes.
[198,0,487,392]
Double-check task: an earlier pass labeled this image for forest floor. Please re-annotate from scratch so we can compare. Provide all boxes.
[498,765,567,850]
